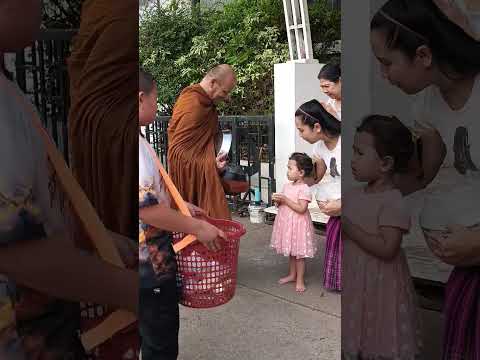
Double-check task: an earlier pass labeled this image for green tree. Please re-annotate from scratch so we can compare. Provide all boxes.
[139,0,340,115]
[43,0,83,28]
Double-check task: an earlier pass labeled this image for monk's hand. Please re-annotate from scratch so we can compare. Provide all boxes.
[195,220,226,252]
[186,202,206,218]
[216,151,228,173]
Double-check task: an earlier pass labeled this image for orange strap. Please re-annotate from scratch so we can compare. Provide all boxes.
[2,76,135,352]
[143,140,197,253]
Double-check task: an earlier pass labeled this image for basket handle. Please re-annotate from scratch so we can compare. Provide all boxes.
[144,142,197,253]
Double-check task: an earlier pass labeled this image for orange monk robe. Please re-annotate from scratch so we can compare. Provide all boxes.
[168,84,231,220]
[66,1,139,358]
[67,0,138,242]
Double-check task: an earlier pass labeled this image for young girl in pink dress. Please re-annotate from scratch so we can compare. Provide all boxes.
[271,153,317,293]
[342,115,422,359]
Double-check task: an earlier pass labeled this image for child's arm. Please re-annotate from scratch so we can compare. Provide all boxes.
[139,205,226,251]
[0,234,138,314]
[342,217,404,261]
[272,193,309,214]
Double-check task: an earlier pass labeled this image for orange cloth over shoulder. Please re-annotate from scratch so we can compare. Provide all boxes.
[168,84,231,220]
[67,0,138,242]
[66,1,139,358]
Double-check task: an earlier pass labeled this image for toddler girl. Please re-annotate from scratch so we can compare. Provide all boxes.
[342,115,422,359]
[271,153,317,293]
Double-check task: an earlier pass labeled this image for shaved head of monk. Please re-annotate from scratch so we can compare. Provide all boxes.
[200,64,237,105]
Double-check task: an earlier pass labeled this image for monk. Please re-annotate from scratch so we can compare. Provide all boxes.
[67,0,137,241]
[168,64,237,220]
[67,0,139,358]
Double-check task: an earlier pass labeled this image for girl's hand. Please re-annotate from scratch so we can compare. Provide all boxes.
[187,202,206,218]
[272,193,287,205]
[319,199,341,217]
[430,224,480,266]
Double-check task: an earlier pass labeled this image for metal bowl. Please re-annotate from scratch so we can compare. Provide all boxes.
[215,130,232,156]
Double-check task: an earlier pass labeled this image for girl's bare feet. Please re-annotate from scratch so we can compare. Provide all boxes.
[296,281,306,293]
[278,275,296,285]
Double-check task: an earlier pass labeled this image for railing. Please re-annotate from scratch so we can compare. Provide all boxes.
[144,115,276,204]
[8,29,77,162]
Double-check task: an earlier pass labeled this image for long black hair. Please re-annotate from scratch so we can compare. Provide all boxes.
[295,99,341,138]
[371,0,480,79]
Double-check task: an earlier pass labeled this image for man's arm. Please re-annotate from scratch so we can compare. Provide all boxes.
[139,205,226,251]
[0,234,138,314]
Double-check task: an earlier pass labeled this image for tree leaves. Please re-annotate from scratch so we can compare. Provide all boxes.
[139,0,340,115]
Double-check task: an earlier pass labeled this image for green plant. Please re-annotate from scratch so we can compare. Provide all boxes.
[139,0,340,115]
[140,1,210,114]
[43,0,82,28]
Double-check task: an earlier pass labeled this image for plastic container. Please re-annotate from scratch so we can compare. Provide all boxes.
[248,203,266,224]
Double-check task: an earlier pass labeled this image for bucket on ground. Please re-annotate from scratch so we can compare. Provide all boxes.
[248,203,266,224]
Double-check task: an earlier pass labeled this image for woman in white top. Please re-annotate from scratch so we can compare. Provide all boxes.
[295,99,342,291]
[370,0,480,358]
[318,63,342,120]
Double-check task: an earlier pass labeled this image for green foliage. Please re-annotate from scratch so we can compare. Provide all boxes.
[140,0,340,115]
[42,0,82,28]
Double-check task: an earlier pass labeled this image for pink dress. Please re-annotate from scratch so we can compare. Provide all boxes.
[270,182,316,258]
[342,187,422,359]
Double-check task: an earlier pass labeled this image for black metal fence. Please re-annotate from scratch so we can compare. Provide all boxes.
[144,115,276,203]
[7,29,278,204]
[8,29,77,162]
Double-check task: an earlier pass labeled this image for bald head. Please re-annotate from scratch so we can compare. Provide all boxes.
[200,64,237,105]
[204,64,236,83]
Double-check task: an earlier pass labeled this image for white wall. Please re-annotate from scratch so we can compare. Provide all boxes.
[273,61,327,192]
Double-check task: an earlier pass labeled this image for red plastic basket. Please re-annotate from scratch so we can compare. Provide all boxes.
[173,218,246,308]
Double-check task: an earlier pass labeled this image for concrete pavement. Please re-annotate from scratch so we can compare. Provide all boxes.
[177,216,444,360]
[178,217,340,360]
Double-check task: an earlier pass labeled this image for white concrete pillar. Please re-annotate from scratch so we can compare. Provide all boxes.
[273,61,327,192]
